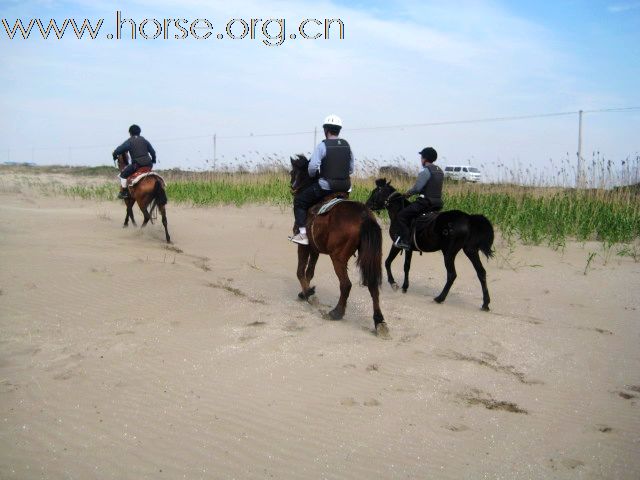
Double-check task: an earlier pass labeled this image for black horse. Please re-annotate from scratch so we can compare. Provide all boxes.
[366,179,494,311]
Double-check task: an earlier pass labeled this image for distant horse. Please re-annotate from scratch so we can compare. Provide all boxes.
[290,155,389,338]
[115,152,171,243]
[366,179,494,311]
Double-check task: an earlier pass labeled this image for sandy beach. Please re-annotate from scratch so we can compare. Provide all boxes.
[1,176,639,479]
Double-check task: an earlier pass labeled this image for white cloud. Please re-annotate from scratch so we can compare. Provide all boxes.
[608,2,640,13]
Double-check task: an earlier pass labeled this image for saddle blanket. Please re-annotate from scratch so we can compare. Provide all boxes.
[318,197,350,215]
[128,171,166,188]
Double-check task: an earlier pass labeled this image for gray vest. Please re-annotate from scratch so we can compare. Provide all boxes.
[421,163,444,207]
[321,138,351,192]
[130,136,151,166]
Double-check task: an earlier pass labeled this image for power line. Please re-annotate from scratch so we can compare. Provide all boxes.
[3,106,639,153]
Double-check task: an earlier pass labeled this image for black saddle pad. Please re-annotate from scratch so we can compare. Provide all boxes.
[412,211,440,234]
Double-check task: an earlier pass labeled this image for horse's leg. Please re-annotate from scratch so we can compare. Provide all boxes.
[297,245,312,299]
[125,198,136,227]
[464,247,490,311]
[401,249,413,293]
[434,246,462,304]
[384,246,401,290]
[158,204,171,243]
[367,280,389,338]
[129,200,136,226]
[328,254,351,320]
[304,250,320,298]
[123,203,130,228]
[138,195,151,227]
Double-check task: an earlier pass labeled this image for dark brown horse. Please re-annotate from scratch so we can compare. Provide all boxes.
[366,179,494,311]
[116,153,170,243]
[290,155,389,338]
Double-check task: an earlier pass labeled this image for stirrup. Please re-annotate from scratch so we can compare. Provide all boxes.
[394,237,411,250]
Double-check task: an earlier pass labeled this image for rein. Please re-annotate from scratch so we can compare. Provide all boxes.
[384,190,405,208]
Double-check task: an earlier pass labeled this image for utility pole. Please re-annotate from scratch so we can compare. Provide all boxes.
[212,134,217,170]
[576,110,584,188]
[313,126,317,150]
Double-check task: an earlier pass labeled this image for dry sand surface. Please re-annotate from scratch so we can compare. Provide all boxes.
[1,176,639,479]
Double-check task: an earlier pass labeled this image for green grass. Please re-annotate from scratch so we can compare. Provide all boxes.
[20,168,640,247]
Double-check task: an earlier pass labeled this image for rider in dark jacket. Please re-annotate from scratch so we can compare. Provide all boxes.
[394,147,443,250]
[113,124,156,199]
[289,114,354,245]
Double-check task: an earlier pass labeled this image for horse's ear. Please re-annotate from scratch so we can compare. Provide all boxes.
[375,178,386,187]
[290,157,296,165]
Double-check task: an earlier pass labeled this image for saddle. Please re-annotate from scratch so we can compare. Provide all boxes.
[127,168,166,188]
[410,211,440,252]
[309,192,352,216]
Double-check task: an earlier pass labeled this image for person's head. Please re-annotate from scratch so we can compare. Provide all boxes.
[322,114,342,137]
[129,124,141,136]
[419,147,437,166]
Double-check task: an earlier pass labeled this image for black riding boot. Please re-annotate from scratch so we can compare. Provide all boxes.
[118,187,130,199]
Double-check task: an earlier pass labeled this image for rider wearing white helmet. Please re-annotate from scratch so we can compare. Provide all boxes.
[290,114,354,245]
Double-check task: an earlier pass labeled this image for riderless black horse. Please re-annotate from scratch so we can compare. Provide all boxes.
[366,178,494,311]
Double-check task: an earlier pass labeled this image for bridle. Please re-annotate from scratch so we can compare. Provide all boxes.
[384,190,404,208]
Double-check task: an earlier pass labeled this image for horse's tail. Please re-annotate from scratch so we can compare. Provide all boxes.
[356,214,383,287]
[149,179,168,215]
[468,214,494,258]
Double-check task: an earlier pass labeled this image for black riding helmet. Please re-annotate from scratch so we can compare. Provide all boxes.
[419,147,437,162]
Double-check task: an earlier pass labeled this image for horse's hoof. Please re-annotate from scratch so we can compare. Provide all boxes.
[328,309,344,321]
[434,296,445,304]
[481,305,490,312]
[298,286,316,300]
[402,287,408,294]
[390,283,399,292]
[375,322,391,339]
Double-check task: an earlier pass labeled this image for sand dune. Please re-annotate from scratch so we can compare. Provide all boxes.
[1,179,639,479]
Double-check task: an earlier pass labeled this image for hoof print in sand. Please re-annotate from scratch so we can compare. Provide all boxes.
[282,321,305,332]
[459,388,527,414]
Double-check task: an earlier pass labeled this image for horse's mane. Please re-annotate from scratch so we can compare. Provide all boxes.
[291,154,309,167]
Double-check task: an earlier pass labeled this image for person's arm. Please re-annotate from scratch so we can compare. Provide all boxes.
[406,168,431,196]
[308,142,326,178]
[146,140,157,163]
[112,139,130,159]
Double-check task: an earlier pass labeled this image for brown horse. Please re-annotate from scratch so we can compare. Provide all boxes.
[290,155,389,338]
[116,153,171,243]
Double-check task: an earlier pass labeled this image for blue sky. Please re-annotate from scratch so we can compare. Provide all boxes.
[0,0,638,183]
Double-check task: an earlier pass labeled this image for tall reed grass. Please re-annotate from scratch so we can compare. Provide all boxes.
[2,159,638,247]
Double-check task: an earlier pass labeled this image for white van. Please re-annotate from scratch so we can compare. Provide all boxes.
[444,165,482,182]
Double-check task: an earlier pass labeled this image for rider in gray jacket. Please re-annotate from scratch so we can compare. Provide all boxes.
[394,147,443,250]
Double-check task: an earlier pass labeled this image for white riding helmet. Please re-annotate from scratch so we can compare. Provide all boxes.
[323,114,343,128]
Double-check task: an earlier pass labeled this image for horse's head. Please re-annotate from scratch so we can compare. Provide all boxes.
[365,178,398,211]
[290,154,312,195]
[115,152,130,172]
